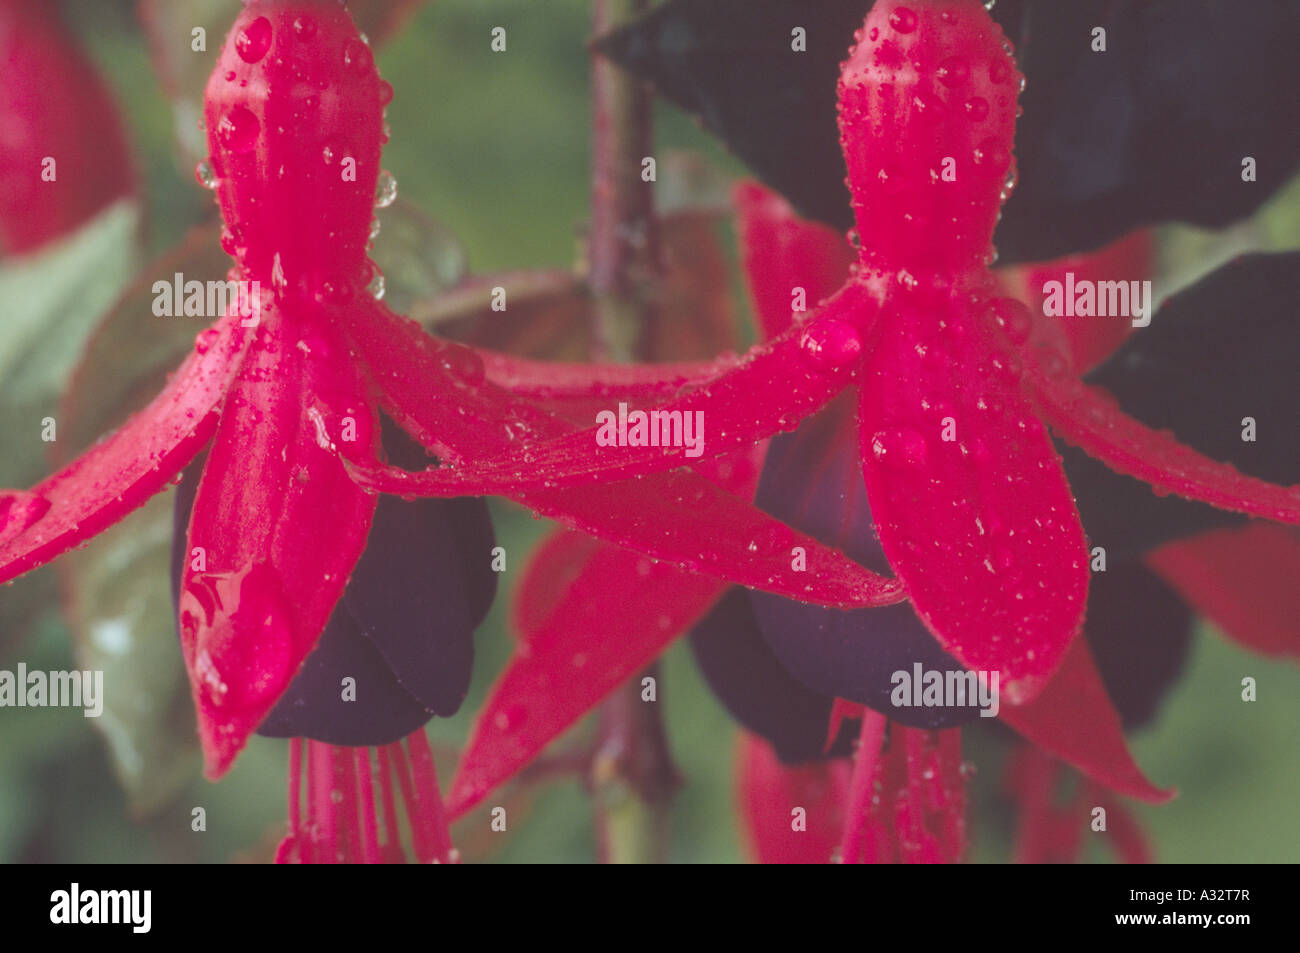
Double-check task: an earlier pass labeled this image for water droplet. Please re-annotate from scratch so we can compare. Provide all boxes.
[378,80,394,106]
[235,16,272,64]
[195,159,218,190]
[181,564,294,712]
[292,14,316,39]
[219,227,239,255]
[1018,74,1027,94]
[438,341,485,385]
[989,57,1010,84]
[937,57,969,87]
[800,319,862,369]
[0,492,51,545]
[890,7,918,33]
[368,217,382,243]
[963,96,989,121]
[991,299,1033,345]
[343,39,374,75]
[224,70,236,82]
[194,327,220,355]
[374,170,397,208]
[218,106,260,153]
[366,267,386,301]
[870,428,929,468]
[984,0,996,10]
[868,27,879,41]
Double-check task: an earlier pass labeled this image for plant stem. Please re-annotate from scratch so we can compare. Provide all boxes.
[586,0,677,863]
[591,664,678,864]
[588,0,658,361]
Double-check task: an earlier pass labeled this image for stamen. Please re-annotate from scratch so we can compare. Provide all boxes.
[353,748,382,865]
[406,730,457,863]
[838,711,887,863]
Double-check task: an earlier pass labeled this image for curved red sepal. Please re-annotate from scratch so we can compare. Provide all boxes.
[1004,230,1153,375]
[859,299,1089,699]
[1029,369,1300,524]
[0,316,248,584]
[733,181,855,341]
[180,318,377,777]
[1146,523,1300,658]
[346,304,903,608]
[373,283,875,492]
[448,535,728,817]
[737,732,849,864]
[999,640,1173,804]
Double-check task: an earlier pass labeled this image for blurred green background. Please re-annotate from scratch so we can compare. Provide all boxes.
[0,0,1296,863]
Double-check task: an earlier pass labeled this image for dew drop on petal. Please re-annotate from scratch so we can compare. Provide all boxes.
[194,327,220,355]
[373,170,398,208]
[366,267,386,301]
[870,428,929,469]
[235,16,272,64]
[378,80,395,106]
[183,564,294,712]
[218,106,260,153]
[438,341,485,385]
[0,492,52,545]
[195,159,218,190]
[963,96,989,121]
[800,320,862,369]
[292,14,316,39]
[937,57,969,87]
[343,39,374,75]
[890,7,918,33]
[991,297,1033,344]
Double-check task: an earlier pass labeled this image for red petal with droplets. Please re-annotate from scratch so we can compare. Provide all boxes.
[1029,369,1300,524]
[1146,523,1300,658]
[999,640,1172,804]
[734,181,855,341]
[180,318,377,777]
[859,298,1089,699]
[345,304,902,608]
[376,283,875,491]
[448,538,728,817]
[0,316,248,584]
[737,732,849,864]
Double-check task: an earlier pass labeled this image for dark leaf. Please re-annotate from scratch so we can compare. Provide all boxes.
[600,0,1300,261]
[1065,252,1300,557]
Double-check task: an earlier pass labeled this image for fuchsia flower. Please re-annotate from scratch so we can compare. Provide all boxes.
[0,0,134,254]
[359,0,1300,706]
[0,0,901,786]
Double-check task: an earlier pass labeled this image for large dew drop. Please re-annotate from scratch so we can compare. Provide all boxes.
[800,319,863,370]
[374,170,398,209]
[182,563,295,713]
[218,106,260,154]
[0,492,52,546]
[235,16,272,64]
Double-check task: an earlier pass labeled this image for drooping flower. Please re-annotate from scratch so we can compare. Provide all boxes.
[0,0,135,255]
[0,0,900,781]
[357,0,1300,707]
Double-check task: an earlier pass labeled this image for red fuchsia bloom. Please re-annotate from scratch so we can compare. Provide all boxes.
[442,184,1167,824]
[360,0,1300,707]
[0,0,135,254]
[0,0,901,786]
